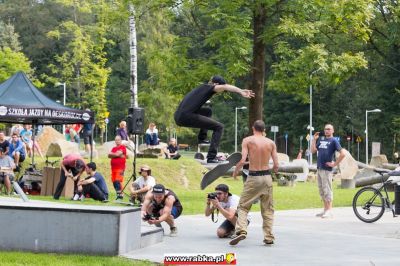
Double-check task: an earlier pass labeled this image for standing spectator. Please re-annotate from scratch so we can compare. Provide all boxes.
[145,122,159,147]
[20,124,33,157]
[164,138,181,160]
[77,162,108,201]
[108,135,127,199]
[53,153,86,200]
[0,147,16,194]
[116,121,129,141]
[130,165,156,204]
[311,124,346,218]
[0,131,10,155]
[230,120,279,246]
[70,124,82,144]
[8,133,25,172]
[82,112,95,155]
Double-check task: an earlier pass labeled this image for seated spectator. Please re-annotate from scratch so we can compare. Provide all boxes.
[130,165,156,204]
[164,138,181,160]
[0,131,10,155]
[8,132,25,171]
[116,121,129,141]
[145,122,159,147]
[141,184,183,236]
[77,162,108,201]
[0,147,16,194]
[53,153,86,200]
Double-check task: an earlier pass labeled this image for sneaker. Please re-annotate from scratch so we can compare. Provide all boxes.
[315,210,325,217]
[72,194,79,201]
[116,194,124,200]
[79,194,85,201]
[321,210,333,219]
[170,226,178,237]
[198,140,210,145]
[263,239,274,245]
[229,234,246,245]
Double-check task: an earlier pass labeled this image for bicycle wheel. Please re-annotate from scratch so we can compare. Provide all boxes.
[352,187,385,223]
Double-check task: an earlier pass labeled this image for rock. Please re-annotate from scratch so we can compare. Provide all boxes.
[277,153,289,163]
[370,155,388,167]
[336,149,358,180]
[46,140,80,157]
[36,126,65,155]
[138,143,168,158]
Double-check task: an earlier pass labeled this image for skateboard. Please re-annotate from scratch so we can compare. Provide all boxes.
[200,152,242,190]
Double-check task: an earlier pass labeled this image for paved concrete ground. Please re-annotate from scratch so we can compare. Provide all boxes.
[123,207,400,265]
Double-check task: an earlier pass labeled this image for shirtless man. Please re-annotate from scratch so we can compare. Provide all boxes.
[229,120,279,246]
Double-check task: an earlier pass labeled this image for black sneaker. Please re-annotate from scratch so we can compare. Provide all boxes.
[116,194,123,200]
[207,158,228,164]
[263,239,274,245]
[229,234,246,245]
[198,140,210,144]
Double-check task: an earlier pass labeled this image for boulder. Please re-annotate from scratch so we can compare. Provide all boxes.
[370,155,388,168]
[36,126,65,155]
[336,149,358,180]
[138,142,168,158]
[277,153,290,163]
[46,140,80,157]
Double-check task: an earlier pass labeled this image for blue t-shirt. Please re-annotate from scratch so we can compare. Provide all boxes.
[92,172,109,197]
[316,137,342,171]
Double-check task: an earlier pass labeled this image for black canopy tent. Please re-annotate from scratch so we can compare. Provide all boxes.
[0,71,95,164]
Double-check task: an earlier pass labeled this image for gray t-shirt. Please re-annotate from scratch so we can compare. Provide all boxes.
[0,155,15,176]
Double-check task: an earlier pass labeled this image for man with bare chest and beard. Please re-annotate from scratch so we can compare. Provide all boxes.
[230,120,279,246]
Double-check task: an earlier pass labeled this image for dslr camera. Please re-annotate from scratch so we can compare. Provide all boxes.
[207,192,218,200]
[143,213,157,221]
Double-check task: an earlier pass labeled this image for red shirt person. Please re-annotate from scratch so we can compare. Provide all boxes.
[108,135,127,199]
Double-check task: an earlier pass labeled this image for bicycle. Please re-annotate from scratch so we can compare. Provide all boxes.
[352,169,400,223]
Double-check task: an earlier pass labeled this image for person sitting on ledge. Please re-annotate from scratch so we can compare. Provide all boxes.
[145,122,159,148]
[130,164,156,205]
[164,138,181,160]
[76,162,108,201]
[0,147,15,195]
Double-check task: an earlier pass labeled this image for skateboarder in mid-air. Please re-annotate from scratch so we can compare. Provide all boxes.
[174,76,254,164]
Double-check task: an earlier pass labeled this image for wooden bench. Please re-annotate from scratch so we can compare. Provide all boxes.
[178,144,190,151]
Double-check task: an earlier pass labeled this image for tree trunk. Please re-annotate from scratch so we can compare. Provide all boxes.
[129,5,138,108]
[248,3,267,129]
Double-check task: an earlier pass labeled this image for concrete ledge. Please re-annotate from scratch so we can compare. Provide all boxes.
[0,197,149,255]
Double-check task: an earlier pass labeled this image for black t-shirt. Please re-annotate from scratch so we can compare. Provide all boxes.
[175,84,216,113]
[0,140,10,152]
[167,144,178,153]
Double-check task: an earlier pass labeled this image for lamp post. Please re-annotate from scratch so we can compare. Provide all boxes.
[55,82,66,134]
[365,109,381,164]
[235,106,247,152]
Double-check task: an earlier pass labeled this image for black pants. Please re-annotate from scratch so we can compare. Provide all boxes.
[174,107,223,159]
[83,183,108,201]
[53,166,79,200]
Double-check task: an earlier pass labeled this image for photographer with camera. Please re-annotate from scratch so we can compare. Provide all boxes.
[205,184,241,238]
[141,184,183,237]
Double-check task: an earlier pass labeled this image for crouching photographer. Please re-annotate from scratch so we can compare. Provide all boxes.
[205,184,241,238]
[141,184,183,237]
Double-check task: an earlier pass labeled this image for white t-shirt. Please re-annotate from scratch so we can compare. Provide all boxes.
[219,194,239,210]
[133,175,156,189]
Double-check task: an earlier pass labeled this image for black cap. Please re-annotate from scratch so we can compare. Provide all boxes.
[153,184,165,194]
[211,75,226,85]
[215,184,232,196]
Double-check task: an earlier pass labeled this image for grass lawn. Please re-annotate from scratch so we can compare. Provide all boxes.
[0,251,157,266]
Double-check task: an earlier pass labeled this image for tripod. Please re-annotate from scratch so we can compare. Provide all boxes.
[116,134,138,200]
